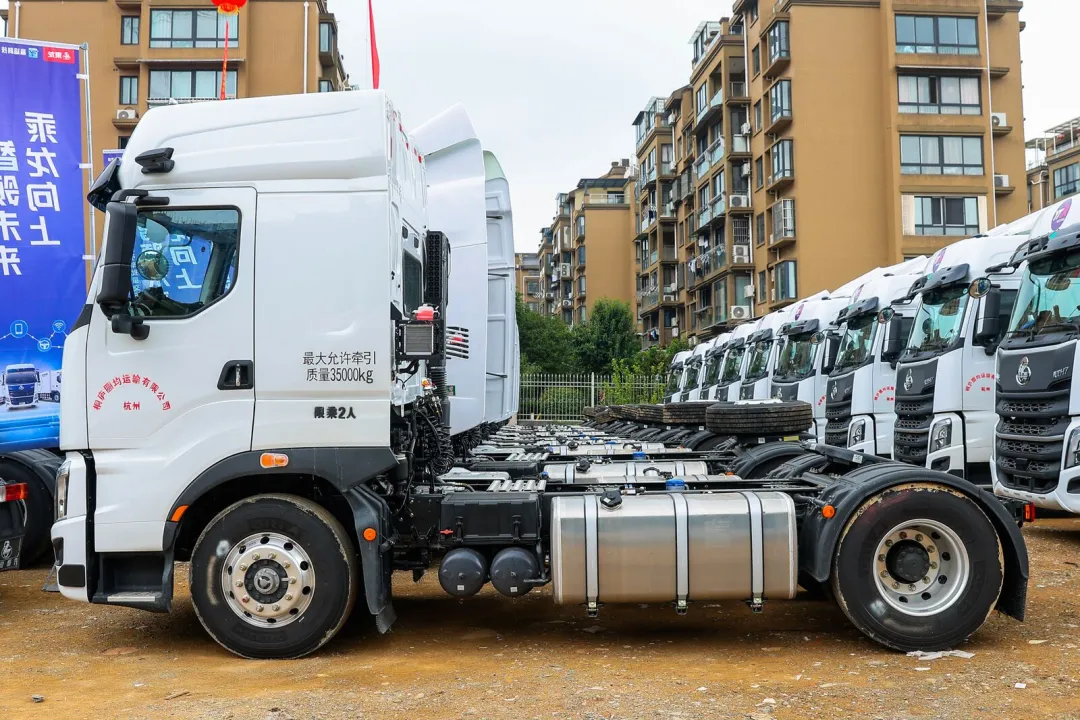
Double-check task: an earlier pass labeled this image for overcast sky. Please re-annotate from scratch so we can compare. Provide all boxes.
[332,0,1077,253]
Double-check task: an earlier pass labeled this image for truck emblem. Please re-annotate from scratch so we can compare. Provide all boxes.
[1016,356,1032,386]
[829,383,838,400]
[0,540,11,562]
[774,387,783,399]
[903,369,913,392]
[1051,198,1072,232]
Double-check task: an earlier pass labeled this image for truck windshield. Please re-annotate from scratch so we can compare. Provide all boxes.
[744,340,774,381]
[721,346,746,383]
[835,314,876,372]
[703,352,723,387]
[907,285,969,355]
[683,362,701,391]
[665,367,683,394]
[774,333,817,380]
[1009,249,1080,337]
[5,371,37,384]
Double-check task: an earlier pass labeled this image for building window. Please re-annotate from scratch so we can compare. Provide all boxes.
[757,270,767,301]
[895,15,978,55]
[579,306,587,323]
[118,136,131,149]
[747,0,758,25]
[150,9,239,49]
[121,16,140,46]
[319,22,334,54]
[900,135,983,176]
[716,280,729,320]
[771,198,796,241]
[119,76,138,105]
[913,196,980,236]
[752,45,761,76]
[526,280,540,296]
[699,186,711,206]
[578,275,586,293]
[755,212,765,247]
[754,157,764,190]
[767,21,790,65]
[1054,163,1080,199]
[768,80,792,125]
[577,245,586,265]
[753,101,762,133]
[898,75,980,115]
[770,139,794,182]
[149,69,237,102]
[775,260,797,301]
[527,301,539,313]
[734,274,752,306]
[696,84,708,115]
[319,79,333,93]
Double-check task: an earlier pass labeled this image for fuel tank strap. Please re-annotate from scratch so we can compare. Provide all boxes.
[584,495,599,615]
[672,493,689,612]
[741,491,765,607]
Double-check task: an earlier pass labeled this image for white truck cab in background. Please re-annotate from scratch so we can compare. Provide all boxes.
[678,340,712,402]
[662,350,693,403]
[694,332,731,402]
[711,320,760,401]
[891,236,1023,484]
[824,257,929,456]
[739,309,790,400]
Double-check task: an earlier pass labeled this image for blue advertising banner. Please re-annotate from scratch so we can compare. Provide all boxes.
[0,40,87,451]
[103,149,124,168]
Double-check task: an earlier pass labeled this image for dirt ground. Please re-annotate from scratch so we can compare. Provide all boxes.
[2,520,1080,720]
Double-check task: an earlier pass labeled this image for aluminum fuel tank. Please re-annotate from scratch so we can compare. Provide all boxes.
[541,461,711,484]
[550,492,797,608]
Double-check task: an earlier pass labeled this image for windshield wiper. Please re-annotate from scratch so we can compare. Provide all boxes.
[1035,321,1080,335]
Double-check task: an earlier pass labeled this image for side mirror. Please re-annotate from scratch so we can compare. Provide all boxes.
[96,202,147,339]
[975,287,1002,350]
[882,316,904,364]
[821,334,840,374]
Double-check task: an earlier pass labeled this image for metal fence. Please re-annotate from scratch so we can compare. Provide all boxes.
[519,373,666,423]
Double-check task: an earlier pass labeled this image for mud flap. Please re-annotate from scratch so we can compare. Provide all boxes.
[344,485,396,633]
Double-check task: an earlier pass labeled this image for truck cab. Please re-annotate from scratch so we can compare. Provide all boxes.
[696,332,731,401]
[891,237,1022,483]
[993,198,1080,512]
[678,341,713,401]
[663,350,692,403]
[824,258,929,456]
[739,310,789,400]
[711,320,759,401]
[3,364,40,409]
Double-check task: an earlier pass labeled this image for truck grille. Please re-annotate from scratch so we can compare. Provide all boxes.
[825,400,851,422]
[995,381,1069,495]
[893,387,934,466]
[824,419,850,447]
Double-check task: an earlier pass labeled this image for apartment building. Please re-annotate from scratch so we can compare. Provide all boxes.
[3,0,349,185]
[538,162,636,327]
[515,252,542,312]
[1027,117,1080,213]
[732,0,1025,313]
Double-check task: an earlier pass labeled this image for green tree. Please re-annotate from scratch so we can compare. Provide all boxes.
[516,294,577,374]
[571,299,639,374]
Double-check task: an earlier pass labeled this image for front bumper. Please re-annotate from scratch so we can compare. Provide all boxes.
[51,452,90,602]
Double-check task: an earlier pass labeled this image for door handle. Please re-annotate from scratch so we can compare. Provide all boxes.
[217,360,254,390]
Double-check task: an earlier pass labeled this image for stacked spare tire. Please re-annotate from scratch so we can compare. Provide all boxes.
[587,400,815,437]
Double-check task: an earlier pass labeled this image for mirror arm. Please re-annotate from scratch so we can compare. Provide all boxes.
[111,313,149,341]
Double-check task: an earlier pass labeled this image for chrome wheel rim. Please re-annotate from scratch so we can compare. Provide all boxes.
[220,532,315,628]
[872,518,969,617]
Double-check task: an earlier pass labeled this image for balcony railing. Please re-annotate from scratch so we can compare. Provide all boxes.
[699,205,712,227]
[729,81,747,99]
[696,154,712,179]
[585,193,626,205]
[640,206,657,233]
[661,245,678,262]
[662,202,675,219]
[731,134,751,154]
[660,161,675,176]
[687,246,727,289]
[639,288,660,311]
[148,95,236,107]
[712,194,727,216]
[709,137,725,165]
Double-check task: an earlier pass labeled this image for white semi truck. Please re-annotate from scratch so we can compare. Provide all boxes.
[738,308,791,400]
[662,350,693,403]
[51,92,1028,660]
[823,258,930,455]
[3,364,40,409]
[710,319,760,401]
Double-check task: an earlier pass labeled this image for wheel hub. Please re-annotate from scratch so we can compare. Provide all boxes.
[873,519,969,617]
[220,532,315,628]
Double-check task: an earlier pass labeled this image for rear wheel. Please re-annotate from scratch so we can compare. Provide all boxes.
[830,484,1003,652]
[189,494,358,659]
[0,457,53,565]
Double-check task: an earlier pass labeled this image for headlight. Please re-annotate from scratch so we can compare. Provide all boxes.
[849,419,866,445]
[1066,428,1080,470]
[930,419,953,453]
[54,460,70,520]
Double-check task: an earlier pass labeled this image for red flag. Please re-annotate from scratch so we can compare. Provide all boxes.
[368,0,380,89]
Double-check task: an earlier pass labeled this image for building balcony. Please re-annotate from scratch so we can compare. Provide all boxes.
[709,137,726,166]
[695,89,725,130]
[638,288,660,314]
[687,246,727,289]
[766,169,794,192]
[661,203,677,222]
[659,161,676,178]
[726,81,749,104]
[584,192,627,206]
[696,153,713,180]
[712,194,727,218]
[729,134,751,156]
[147,95,237,108]
[769,226,795,248]
[765,108,792,136]
[661,245,678,263]
[765,48,790,77]
[699,205,713,227]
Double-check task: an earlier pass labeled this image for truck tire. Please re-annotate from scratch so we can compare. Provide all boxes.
[829,484,1003,652]
[0,457,53,565]
[189,493,358,659]
[730,442,810,478]
[705,401,813,436]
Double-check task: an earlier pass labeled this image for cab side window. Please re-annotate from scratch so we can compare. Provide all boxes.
[130,208,240,318]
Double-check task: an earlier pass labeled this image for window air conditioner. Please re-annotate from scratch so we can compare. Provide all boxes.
[730,305,751,320]
[991,112,1007,127]
[741,163,751,177]
[560,262,572,275]
[116,108,138,120]
[732,245,751,263]
[740,122,751,135]
[730,194,749,208]
[995,174,1009,187]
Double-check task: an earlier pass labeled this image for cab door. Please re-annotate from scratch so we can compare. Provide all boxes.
[85,187,257,552]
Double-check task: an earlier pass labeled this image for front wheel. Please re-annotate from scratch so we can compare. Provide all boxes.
[830,484,1003,652]
[189,494,358,659]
